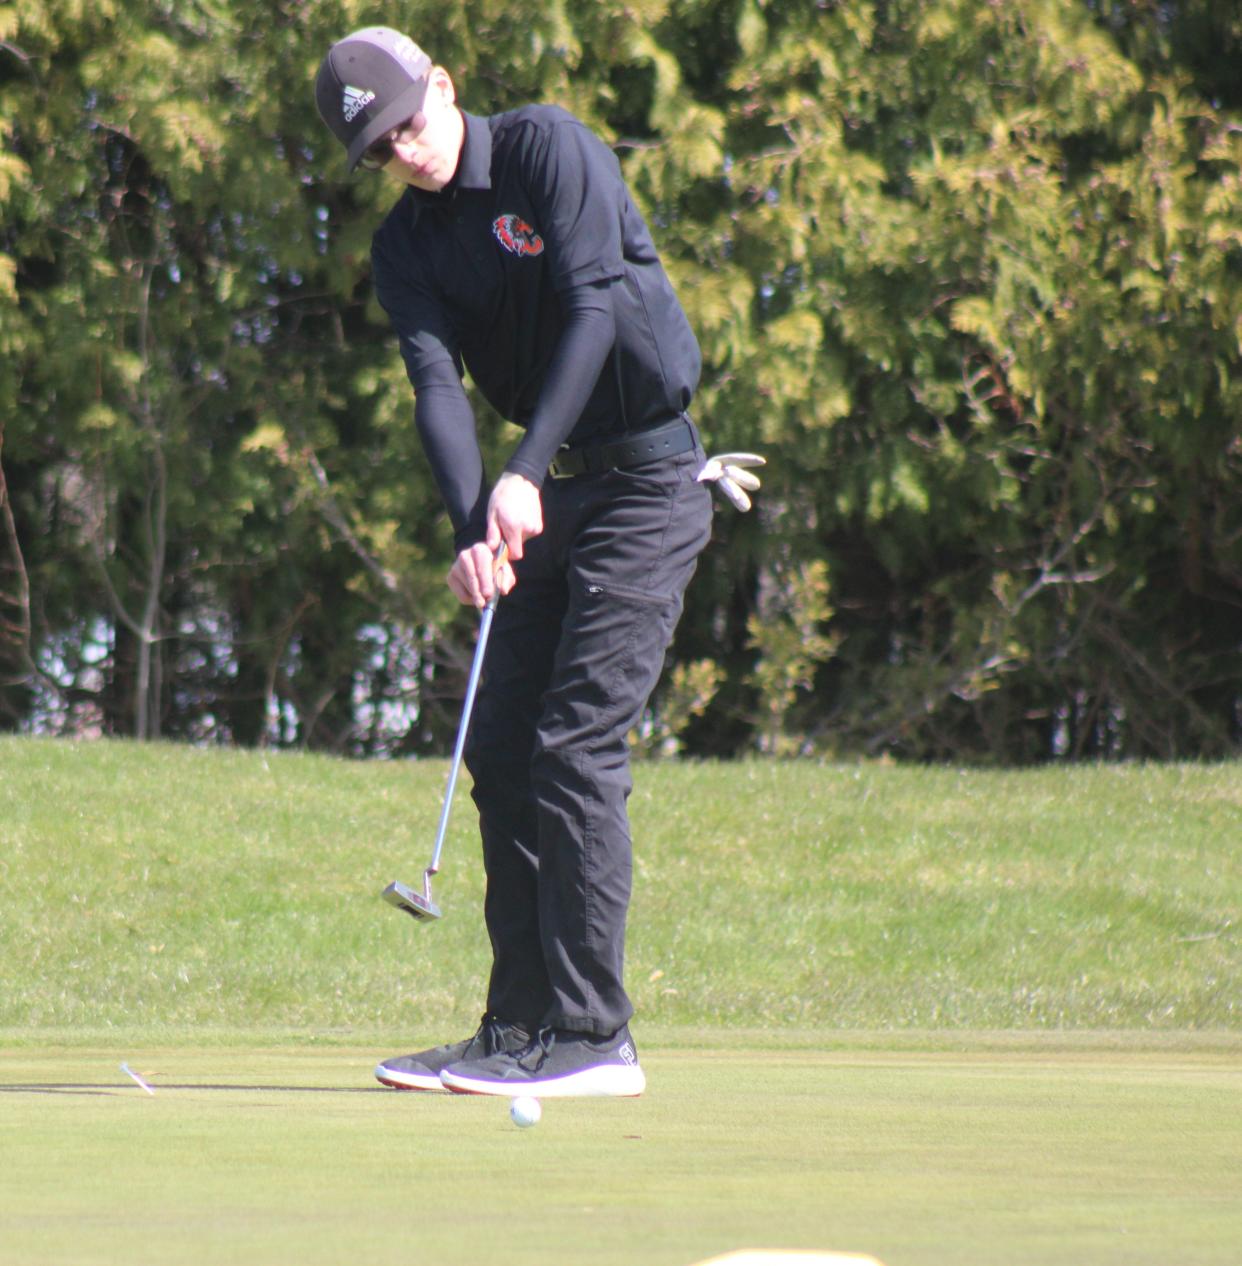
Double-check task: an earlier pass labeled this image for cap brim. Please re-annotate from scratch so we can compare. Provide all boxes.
[346,74,431,170]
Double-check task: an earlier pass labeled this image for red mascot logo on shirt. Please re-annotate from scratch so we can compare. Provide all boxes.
[493,214,545,258]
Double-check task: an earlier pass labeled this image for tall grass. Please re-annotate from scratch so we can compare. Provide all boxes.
[1,738,1237,1037]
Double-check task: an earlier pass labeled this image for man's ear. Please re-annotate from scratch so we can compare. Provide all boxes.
[429,66,457,106]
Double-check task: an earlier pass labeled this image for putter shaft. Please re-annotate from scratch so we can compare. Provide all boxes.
[385,549,506,922]
[426,596,497,879]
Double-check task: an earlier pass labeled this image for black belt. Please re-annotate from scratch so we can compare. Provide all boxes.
[548,418,696,479]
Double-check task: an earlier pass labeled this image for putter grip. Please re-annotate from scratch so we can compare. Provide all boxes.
[485,541,509,609]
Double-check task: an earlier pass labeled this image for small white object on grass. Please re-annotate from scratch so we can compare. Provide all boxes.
[120,1062,156,1096]
[510,1095,541,1128]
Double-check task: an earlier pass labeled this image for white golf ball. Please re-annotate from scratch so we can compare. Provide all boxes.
[510,1095,542,1128]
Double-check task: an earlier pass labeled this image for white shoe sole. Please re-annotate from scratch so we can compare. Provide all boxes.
[375,1063,452,1092]
[439,1063,646,1098]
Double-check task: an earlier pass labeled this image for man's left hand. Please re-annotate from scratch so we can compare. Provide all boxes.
[487,472,544,562]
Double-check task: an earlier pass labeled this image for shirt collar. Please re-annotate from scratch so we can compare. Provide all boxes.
[454,111,493,190]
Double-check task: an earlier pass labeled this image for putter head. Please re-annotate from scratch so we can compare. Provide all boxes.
[382,878,442,922]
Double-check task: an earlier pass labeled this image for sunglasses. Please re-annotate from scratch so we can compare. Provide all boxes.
[359,112,428,171]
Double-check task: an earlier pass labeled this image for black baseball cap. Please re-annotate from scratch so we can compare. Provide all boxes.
[315,27,433,171]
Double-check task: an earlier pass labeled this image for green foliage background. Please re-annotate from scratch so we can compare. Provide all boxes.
[1,0,1240,761]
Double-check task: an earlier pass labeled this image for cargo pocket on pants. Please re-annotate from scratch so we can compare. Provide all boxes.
[574,580,682,736]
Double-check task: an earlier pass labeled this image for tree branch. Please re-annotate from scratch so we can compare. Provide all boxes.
[0,427,34,673]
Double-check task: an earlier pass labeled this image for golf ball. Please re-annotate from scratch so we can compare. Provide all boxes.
[510,1095,542,1128]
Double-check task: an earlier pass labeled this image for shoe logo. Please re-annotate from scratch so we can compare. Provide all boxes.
[493,214,544,258]
[342,85,376,123]
[618,1041,638,1066]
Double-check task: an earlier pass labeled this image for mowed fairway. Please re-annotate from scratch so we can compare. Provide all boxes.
[1,739,1240,1263]
[1,1038,1239,1266]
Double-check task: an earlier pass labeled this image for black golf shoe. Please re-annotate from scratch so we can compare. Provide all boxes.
[375,1016,531,1091]
[439,1024,645,1097]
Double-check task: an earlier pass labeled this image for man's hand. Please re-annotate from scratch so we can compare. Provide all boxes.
[448,542,513,609]
[447,469,542,607]
[486,472,543,561]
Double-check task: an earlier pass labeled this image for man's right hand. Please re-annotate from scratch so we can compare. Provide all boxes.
[448,541,514,609]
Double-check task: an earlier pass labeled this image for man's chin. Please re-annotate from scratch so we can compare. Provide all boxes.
[399,166,445,191]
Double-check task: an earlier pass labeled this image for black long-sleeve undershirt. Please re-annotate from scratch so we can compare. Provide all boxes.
[503,280,616,483]
[413,279,617,552]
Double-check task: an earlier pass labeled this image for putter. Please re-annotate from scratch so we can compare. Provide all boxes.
[383,546,507,923]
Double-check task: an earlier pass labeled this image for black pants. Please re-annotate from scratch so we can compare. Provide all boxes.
[464,440,713,1037]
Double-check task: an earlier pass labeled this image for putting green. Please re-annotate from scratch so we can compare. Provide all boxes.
[1,1039,1238,1266]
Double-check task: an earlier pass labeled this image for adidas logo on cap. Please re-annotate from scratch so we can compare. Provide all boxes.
[342,85,376,123]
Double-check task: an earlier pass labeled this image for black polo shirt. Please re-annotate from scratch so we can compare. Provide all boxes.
[371,106,701,481]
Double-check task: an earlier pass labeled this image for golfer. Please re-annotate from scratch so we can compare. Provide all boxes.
[315,27,758,1097]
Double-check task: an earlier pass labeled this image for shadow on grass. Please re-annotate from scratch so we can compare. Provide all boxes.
[0,1083,389,1095]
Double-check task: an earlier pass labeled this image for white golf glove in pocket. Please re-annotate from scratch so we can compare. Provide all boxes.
[697,452,766,511]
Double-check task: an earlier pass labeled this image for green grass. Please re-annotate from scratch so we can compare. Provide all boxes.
[0,737,1237,1034]
[2,1041,1239,1266]
[2,737,1240,1265]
